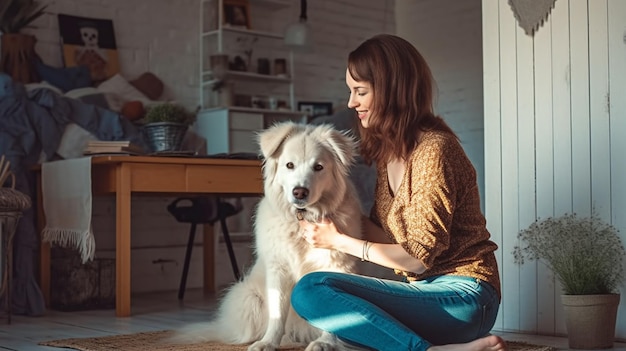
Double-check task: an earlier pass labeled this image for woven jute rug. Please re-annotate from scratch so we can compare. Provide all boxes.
[39,330,557,351]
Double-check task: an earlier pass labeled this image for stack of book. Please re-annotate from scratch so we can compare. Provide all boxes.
[83,141,145,155]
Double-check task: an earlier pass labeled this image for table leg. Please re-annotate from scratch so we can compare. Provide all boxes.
[203,223,215,294]
[116,164,132,317]
[36,172,50,306]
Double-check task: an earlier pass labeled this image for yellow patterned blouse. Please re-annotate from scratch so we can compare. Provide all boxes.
[371,130,501,298]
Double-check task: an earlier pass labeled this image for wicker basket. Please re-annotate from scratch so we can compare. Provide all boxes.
[0,156,31,212]
[143,122,188,153]
[0,156,30,323]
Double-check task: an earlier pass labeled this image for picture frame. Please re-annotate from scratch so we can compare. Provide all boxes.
[57,14,121,83]
[298,101,334,119]
[223,0,251,29]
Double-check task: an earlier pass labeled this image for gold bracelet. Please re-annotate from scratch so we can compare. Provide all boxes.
[362,240,369,262]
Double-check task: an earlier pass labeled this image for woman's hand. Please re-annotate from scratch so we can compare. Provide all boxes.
[299,216,426,274]
[299,218,343,250]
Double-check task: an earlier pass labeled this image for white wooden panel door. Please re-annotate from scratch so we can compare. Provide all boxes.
[516,5,538,333]
[483,0,626,339]
[589,1,612,221]
[531,0,557,334]
[481,0,504,331]
[549,0,573,335]
[498,0,522,332]
[570,1,593,216]
[608,0,626,337]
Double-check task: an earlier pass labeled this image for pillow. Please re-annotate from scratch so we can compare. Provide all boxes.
[96,73,151,103]
[24,81,64,95]
[64,87,100,99]
[130,72,164,100]
[64,87,110,109]
[34,61,92,92]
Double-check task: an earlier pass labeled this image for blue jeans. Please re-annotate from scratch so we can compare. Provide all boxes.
[291,272,500,351]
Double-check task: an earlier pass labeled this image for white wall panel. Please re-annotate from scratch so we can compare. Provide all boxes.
[516,9,538,332]
[570,0,593,216]
[498,0,521,331]
[548,0,572,334]
[531,0,557,333]
[482,0,504,331]
[589,1,612,220]
[484,0,626,340]
[608,0,626,336]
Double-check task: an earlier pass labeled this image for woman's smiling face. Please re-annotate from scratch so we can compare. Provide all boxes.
[346,68,373,128]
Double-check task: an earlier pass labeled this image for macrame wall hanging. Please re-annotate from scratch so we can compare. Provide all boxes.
[508,0,558,36]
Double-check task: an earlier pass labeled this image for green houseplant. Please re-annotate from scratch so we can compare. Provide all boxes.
[0,0,47,34]
[513,211,625,349]
[142,102,197,153]
[0,0,47,83]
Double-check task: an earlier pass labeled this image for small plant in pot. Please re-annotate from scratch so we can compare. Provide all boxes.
[142,102,197,153]
[513,210,625,349]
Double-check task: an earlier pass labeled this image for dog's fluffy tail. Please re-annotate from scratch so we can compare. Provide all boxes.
[169,274,268,345]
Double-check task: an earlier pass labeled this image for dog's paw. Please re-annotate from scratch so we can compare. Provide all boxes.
[305,340,337,351]
[247,340,278,351]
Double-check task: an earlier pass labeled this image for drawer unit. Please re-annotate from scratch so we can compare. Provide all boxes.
[191,109,264,155]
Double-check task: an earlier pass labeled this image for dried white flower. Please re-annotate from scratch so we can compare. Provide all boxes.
[513,211,625,295]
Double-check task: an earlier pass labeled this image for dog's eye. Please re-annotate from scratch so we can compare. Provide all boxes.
[286,162,294,169]
[313,164,323,171]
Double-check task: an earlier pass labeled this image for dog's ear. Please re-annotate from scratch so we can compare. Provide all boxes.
[315,124,358,169]
[258,121,302,159]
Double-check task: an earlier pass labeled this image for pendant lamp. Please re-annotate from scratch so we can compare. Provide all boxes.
[284,0,310,49]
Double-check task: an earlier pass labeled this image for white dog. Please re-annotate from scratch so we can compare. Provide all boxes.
[173,122,364,350]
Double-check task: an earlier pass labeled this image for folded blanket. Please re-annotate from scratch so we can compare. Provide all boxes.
[42,157,95,262]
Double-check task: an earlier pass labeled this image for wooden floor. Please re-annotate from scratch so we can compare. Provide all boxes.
[0,289,624,351]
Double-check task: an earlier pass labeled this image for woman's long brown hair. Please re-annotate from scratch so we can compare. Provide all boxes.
[348,34,456,165]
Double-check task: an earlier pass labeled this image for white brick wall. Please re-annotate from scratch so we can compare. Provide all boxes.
[291,0,396,108]
[28,0,199,108]
[26,0,395,293]
[396,0,485,210]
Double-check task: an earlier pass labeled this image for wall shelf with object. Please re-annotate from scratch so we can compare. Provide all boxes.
[202,70,291,85]
[199,0,295,110]
[202,106,305,118]
[202,27,284,40]
[197,0,301,155]
[201,0,290,9]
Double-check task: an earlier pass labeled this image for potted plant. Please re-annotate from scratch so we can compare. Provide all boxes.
[141,102,197,153]
[513,211,625,349]
[0,0,47,83]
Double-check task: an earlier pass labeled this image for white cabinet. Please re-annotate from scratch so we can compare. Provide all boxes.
[197,0,305,154]
[191,107,303,155]
[192,109,262,155]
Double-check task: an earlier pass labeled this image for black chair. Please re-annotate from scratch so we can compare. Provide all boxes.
[167,196,243,300]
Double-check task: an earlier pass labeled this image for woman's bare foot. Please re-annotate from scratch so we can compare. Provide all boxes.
[429,335,508,351]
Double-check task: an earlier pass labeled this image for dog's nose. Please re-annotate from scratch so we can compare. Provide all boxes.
[292,187,309,200]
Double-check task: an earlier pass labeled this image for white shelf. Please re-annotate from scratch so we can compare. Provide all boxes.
[203,106,305,118]
[202,70,291,85]
[202,0,290,10]
[202,27,284,40]
[250,0,291,10]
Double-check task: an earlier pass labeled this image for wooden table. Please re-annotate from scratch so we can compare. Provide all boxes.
[36,155,263,317]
